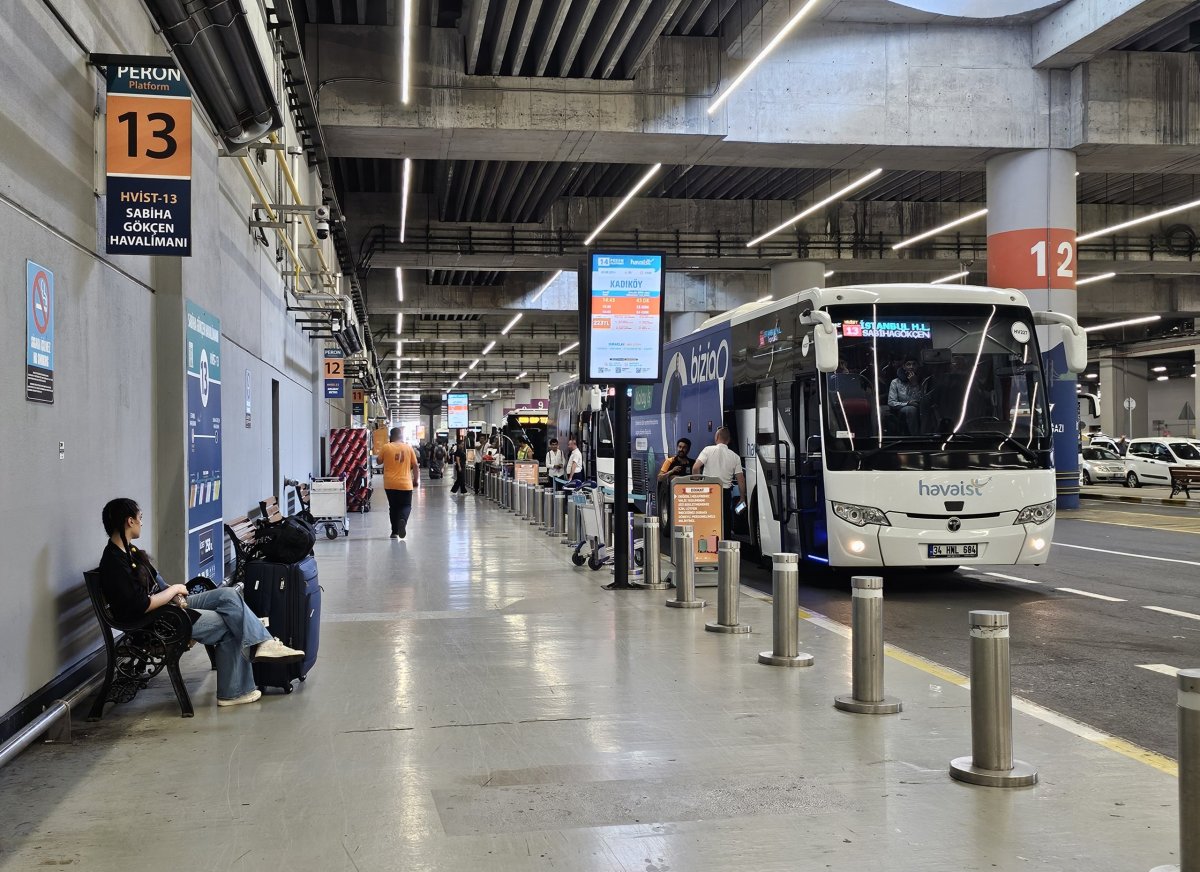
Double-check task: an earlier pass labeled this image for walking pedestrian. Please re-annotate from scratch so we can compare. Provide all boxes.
[375,427,420,539]
[450,440,468,495]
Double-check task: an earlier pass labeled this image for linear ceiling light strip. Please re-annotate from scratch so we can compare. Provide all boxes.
[558,341,579,356]
[892,208,988,251]
[584,165,663,246]
[1083,314,1160,333]
[400,158,412,243]
[746,168,882,247]
[1075,272,1116,286]
[1077,198,1200,242]
[707,0,822,115]
[530,271,562,303]
[401,0,413,104]
[930,270,970,285]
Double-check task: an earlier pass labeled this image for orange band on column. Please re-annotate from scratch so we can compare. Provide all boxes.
[987,228,1076,291]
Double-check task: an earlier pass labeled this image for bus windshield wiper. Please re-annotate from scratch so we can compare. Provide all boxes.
[959,431,1041,462]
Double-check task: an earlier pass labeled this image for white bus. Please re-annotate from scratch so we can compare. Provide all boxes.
[632,284,1086,569]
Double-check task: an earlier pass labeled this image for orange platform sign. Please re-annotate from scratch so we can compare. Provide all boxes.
[987,227,1076,291]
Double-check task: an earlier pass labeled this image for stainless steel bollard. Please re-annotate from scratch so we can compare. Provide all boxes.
[642,516,669,589]
[758,554,813,667]
[666,527,705,608]
[509,479,518,512]
[526,484,537,522]
[565,496,579,543]
[949,610,1037,787]
[519,482,529,518]
[834,576,901,713]
[531,487,544,525]
[1151,668,1200,872]
[706,540,749,633]
[540,489,552,530]
[549,492,565,537]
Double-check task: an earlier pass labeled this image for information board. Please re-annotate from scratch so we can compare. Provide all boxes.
[186,301,222,584]
[104,62,192,256]
[25,260,54,404]
[586,252,664,384]
[514,460,539,484]
[448,392,469,428]
[671,476,724,567]
[323,347,344,399]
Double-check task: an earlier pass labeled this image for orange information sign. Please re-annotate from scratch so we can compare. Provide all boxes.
[671,476,723,566]
[987,227,1076,291]
[514,461,539,484]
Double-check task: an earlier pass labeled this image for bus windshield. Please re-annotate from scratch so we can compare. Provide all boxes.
[822,303,1052,471]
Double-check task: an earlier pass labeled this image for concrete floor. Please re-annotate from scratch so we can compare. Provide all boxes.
[0,479,1182,871]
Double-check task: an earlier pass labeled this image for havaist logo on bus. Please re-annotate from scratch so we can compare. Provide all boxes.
[918,477,992,497]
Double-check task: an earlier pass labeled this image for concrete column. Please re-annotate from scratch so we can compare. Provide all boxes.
[671,312,707,341]
[529,380,549,405]
[1193,348,1200,438]
[1098,352,1148,439]
[986,149,1078,508]
[515,388,532,407]
[152,260,188,583]
[770,261,826,297]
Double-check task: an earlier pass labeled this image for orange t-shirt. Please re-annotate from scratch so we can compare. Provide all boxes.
[376,441,418,490]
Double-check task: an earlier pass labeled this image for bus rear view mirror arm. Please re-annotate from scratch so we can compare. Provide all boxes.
[1032,311,1088,374]
[801,310,839,373]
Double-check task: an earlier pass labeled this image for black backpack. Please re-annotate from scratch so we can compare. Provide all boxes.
[257,516,316,565]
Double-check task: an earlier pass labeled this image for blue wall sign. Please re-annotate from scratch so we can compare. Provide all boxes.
[186,301,222,584]
[25,260,54,404]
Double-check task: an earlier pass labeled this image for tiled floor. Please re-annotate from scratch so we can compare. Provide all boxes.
[0,479,1180,870]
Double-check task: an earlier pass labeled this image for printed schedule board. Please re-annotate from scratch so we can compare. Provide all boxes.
[186,301,222,584]
[26,260,54,404]
[671,477,723,566]
[104,62,192,256]
[514,461,539,484]
[448,392,469,428]
[586,252,664,384]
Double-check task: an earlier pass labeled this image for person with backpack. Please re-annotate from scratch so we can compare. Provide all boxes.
[375,427,420,539]
[450,440,468,495]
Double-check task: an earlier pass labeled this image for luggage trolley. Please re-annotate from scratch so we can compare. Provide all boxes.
[309,477,349,539]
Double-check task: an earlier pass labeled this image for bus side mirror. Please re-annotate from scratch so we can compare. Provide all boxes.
[1033,311,1088,374]
[804,311,839,373]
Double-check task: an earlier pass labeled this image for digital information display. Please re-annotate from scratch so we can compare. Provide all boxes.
[586,252,664,384]
[447,392,469,429]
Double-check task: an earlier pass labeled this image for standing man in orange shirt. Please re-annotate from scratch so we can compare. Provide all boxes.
[376,427,420,539]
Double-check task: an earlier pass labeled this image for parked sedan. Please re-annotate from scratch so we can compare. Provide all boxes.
[1079,447,1126,485]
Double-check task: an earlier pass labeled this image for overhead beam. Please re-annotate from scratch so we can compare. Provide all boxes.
[461,0,492,73]
[489,0,521,75]
[621,0,692,78]
[507,0,545,74]
[1034,0,1197,68]
[531,0,573,76]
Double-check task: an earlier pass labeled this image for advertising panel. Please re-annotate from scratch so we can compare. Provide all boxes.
[586,252,664,383]
[671,477,724,567]
[185,301,222,584]
[26,260,54,404]
[104,62,192,256]
[448,392,469,429]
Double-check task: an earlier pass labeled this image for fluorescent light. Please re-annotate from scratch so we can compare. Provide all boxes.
[1152,365,1167,372]
[530,271,562,303]
[1078,198,1200,242]
[488,388,498,396]
[400,158,411,243]
[892,208,988,251]
[394,340,402,356]
[707,0,821,114]
[823,270,834,278]
[501,313,523,335]
[930,270,970,285]
[584,164,663,246]
[747,169,883,247]
[400,0,412,104]
[1083,314,1161,333]
[1085,373,1098,379]
[1076,272,1116,286]
[481,341,496,355]
[458,370,467,379]
[558,341,579,356]
[1156,375,1169,381]
[395,267,404,301]
[515,371,527,379]
[469,359,480,369]
[395,312,403,335]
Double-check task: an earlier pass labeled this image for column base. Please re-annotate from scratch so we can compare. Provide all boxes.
[834,694,902,714]
[603,581,646,591]
[949,757,1038,787]
[705,622,751,634]
[758,652,814,667]
[665,598,705,609]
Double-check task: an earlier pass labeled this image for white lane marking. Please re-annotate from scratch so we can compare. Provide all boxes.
[1144,605,1200,622]
[1054,541,1200,567]
[1137,664,1181,676]
[1056,587,1126,602]
[979,571,1042,585]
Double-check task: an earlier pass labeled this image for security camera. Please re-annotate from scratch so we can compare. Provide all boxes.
[315,205,331,240]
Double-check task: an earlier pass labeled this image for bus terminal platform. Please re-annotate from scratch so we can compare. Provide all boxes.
[0,481,1179,871]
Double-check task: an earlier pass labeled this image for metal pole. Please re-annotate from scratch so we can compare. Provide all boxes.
[541,489,552,531]
[566,495,579,544]
[666,526,705,608]
[642,516,669,589]
[950,610,1037,787]
[531,487,544,525]
[628,514,644,581]
[1151,668,1200,872]
[834,576,901,713]
[758,553,813,666]
[706,540,750,633]
[550,492,565,537]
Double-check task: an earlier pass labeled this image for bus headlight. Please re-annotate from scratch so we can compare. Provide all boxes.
[1014,500,1055,525]
[832,501,890,527]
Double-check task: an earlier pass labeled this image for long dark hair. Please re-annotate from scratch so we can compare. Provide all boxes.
[102,498,141,575]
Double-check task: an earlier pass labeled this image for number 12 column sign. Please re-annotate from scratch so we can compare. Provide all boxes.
[105,64,192,256]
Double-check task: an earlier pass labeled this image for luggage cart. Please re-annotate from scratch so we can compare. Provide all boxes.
[571,485,613,571]
[310,477,349,539]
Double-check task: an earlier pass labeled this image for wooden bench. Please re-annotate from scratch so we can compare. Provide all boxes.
[1169,466,1200,499]
[84,570,217,720]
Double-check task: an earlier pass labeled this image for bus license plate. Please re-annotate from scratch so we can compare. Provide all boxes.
[928,543,978,559]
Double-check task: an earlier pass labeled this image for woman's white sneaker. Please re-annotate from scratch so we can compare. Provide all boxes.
[253,638,305,662]
[217,689,262,707]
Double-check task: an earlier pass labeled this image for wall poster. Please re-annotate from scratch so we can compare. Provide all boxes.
[186,301,222,584]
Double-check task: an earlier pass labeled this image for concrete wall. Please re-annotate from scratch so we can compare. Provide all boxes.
[0,0,329,720]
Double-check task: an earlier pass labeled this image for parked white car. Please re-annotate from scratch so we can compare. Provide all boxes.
[1123,437,1200,488]
[1079,447,1125,485]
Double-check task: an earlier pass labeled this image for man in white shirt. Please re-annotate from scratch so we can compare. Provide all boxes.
[692,427,747,539]
[565,437,585,482]
[545,437,566,481]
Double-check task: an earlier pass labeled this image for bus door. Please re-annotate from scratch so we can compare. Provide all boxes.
[791,376,828,561]
[752,380,783,555]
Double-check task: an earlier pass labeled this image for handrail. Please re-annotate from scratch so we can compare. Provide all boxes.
[0,670,105,768]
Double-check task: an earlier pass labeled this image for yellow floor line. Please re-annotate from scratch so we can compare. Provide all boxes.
[744,584,1177,776]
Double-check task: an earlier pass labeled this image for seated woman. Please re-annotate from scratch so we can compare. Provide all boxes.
[98,498,303,708]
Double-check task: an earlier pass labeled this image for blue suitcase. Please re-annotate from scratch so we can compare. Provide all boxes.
[242,556,321,693]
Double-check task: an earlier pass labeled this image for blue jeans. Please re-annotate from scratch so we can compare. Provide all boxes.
[187,587,272,700]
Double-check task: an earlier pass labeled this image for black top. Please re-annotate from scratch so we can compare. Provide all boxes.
[98,541,157,623]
